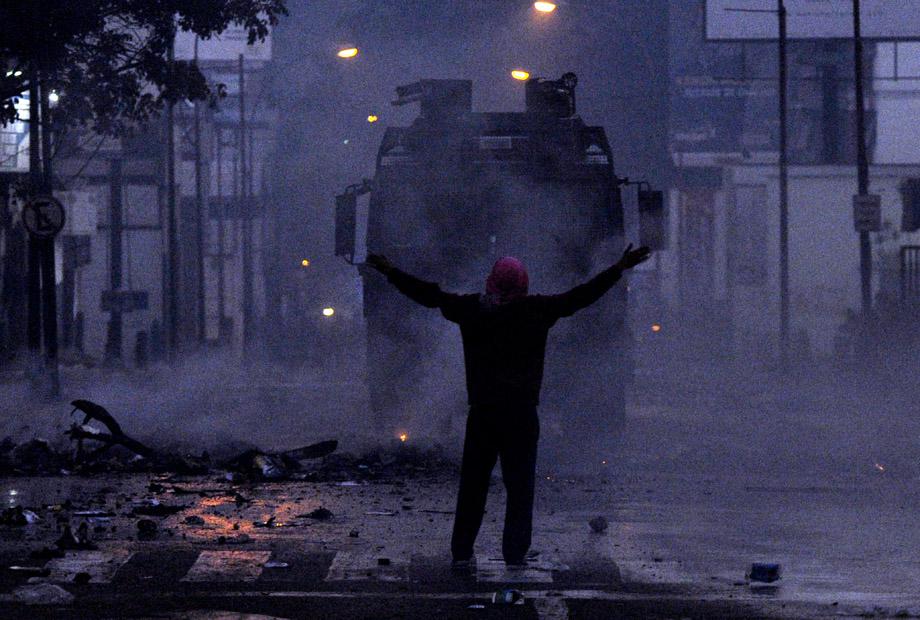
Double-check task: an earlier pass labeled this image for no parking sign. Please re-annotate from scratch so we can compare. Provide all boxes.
[22,195,66,239]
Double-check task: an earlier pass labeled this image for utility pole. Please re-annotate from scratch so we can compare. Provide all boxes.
[216,128,226,342]
[166,33,179,361]
[104,158,123,362]
[852,0,872,315]
[193,37,206,344]
[38,78,59,396]
[26,65,42,383]
[239,54,253,357]
[778,0,790,367]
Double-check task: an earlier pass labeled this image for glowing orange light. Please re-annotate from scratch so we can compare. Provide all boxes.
[337,47,358,59]
[651,324,662,333]
[511,70,530,81]
[301,259,310,267]
[399,433,408,442]
[367,115,379,123]
[534,1,557,12]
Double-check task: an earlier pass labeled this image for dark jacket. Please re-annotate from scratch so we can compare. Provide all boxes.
[387,263,623,407]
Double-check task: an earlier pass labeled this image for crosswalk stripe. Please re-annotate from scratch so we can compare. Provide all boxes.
[45,549,133,584]
[533,597,569,619]
[325,551,409,582]
[475,554,563,584]
[181,550,272,583]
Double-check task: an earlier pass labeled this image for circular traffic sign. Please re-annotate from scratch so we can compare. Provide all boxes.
[22,195,65,239]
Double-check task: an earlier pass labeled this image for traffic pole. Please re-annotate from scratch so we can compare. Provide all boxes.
[778,0,790,368]
[852,0,872,316]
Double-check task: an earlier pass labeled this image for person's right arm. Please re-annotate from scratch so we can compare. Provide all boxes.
[544,244,651,318]
[365,253,463,312]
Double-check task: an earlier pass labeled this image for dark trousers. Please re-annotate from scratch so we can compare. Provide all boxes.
[450,405,539,564]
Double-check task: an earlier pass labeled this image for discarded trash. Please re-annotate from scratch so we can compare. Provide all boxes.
[12,582,75,605]
[223,440,339,481]
[338,481,362,486]
[264,561,289,569]
[136,519,158,540]
[6,566,50,577]
[749,562,782,583]
[216,534,251,545]
[491,588,525,605]
[254,517,279,528]
[467,604,486,609]
[300,507,333,520]
[365,510,397,517]
[348,529,359,538]
[1,506,40,526]
[130,499,186,517]
[73,510,114,518]
[589,516,608,533]
[56,524,96,550]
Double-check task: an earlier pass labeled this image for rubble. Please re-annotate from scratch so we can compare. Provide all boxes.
[589,516,608,533]
[11,582,75,605]
[0,506,40,526]
[136,519,158,540]
[301,507,333,520]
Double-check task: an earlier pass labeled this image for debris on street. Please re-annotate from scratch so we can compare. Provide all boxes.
[589,515,608,533]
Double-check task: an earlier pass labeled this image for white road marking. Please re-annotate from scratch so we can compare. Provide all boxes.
[325,551,409,582]
[533,597,569,619]
[476,554,564,584]
[45,549,133,584]
[181,550,272,583]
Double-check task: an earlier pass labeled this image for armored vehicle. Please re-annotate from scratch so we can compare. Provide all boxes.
[336,74,631,446]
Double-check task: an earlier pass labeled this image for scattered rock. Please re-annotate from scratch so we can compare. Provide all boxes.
[12,583,75,605]
[136,519,158,540]
[588,516,608,533]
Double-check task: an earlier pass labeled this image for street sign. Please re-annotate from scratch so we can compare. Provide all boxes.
[853,194,881,232]
[22,195,66,239]
[101,290,149,313]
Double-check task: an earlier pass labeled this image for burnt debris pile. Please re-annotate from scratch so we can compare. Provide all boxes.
[0,400,456,482]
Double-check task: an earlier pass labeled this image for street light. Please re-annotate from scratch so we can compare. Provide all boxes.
[300,259,310,267]
[337,47,358,59]
[511,70,530,81]
[48,91,60,104]
[322,307,335,317]
[367,114,379,123]
[534,2,557,12]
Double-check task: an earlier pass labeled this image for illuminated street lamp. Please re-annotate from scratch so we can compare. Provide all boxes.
[534,2,557,12]
[300,258,310,267]
[322,307,335,317]
[367,114,379,123]
[337,47,358,59]
[511,70,530,81]
[48,91,60,104]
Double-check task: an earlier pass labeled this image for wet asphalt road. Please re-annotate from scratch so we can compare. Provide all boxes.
[1,468,918,619]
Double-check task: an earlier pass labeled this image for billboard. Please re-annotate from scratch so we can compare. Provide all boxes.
[175,26,272,63]
[706,0,920,40]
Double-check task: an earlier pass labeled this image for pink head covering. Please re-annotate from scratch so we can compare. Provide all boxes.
[485,257,529,303]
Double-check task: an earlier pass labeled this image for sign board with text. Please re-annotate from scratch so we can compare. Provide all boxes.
[706,0,920,40]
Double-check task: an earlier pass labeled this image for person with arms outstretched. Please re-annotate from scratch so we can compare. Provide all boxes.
[365,244,651,567]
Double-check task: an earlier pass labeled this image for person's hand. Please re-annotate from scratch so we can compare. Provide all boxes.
[617,243,651,270]
[365,253,394,275]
